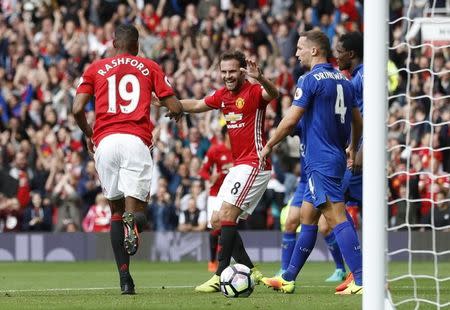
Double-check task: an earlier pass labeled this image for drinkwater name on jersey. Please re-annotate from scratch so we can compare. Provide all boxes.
[313,71,348,81]
[97,57,150,77]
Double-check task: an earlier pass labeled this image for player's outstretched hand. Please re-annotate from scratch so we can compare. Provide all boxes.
[165,111,183,122]
[240,59,262,80]
[260,145,272,161]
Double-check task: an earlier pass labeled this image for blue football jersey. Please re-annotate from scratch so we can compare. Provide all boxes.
[351,64,363,116]
[292,63,355,178]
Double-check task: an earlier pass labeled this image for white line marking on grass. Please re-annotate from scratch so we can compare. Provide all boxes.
[0,285,427,294]
[0,285,195,293]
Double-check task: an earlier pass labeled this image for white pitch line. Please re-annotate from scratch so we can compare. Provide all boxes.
[0,284,425,294]
[0,285,195,293]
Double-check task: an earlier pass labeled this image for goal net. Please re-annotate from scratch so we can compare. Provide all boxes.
[385,0,450,309]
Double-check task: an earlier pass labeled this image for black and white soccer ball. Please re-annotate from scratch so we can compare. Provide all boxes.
[219,263,255,298]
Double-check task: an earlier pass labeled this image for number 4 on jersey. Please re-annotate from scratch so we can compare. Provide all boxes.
[335,84,347,124]
[107,74,140,114]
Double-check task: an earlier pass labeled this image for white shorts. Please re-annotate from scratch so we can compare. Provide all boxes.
[207,196,222,228]
[94,133,153,202]
[217,164,271,219]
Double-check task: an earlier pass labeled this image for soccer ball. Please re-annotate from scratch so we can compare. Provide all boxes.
[219,263,255,298]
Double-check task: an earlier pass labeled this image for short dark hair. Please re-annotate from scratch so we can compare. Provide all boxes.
[219,50,246,68]
[114,24,139,47]
[300,30,332,58]
[339,32,363,59]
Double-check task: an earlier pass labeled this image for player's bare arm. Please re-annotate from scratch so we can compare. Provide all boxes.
[240,59,279,101]
[73,93,94,154]
[348,107,363,166]
[353,146,363,175]
[180,99,213,113]
[261,105,305,159]
[159,95,184,121]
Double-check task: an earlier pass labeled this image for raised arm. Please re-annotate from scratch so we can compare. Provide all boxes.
[241,59,279,101]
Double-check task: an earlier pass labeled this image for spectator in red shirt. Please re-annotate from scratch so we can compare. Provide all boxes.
[9,151,32,208]
[418,157,450,222]
[82,193,111,232]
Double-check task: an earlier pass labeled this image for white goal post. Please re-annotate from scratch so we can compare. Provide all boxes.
[364,0,450,309]
[363,0,388,309]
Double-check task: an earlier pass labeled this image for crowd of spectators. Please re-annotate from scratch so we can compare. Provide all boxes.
[387,1,450,230]
[0,0,448,233]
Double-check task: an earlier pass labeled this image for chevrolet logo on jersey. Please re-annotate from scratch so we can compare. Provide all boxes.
[235,98,245,109]
[224,112,243,123]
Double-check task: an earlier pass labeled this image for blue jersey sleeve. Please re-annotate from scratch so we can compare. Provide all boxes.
[292,75,316,110]
[351,65,364,115]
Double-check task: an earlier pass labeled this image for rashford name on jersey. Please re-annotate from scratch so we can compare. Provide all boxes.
[96,57,151,77]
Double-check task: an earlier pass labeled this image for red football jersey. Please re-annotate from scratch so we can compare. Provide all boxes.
[76,53,174,146]
[199,142,233,196]
[204,81,271,170]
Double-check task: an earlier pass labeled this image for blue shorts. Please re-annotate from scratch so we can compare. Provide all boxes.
[303,171,344,208]
[341,169,362,205]
[290,180,307,207]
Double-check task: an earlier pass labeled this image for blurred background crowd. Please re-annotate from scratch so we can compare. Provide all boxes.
[0,0,448,233]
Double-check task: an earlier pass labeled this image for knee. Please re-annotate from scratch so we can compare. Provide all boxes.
[319,220,332,236]
[321,204,347,229]
[218,203,239,222]
[285,217,300,233]
[210,214,221,230]
[111,211,123,218]
[299,206,320,225]
[134,212,148,233]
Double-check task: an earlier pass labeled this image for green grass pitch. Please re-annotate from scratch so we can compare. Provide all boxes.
[0,261,448,309]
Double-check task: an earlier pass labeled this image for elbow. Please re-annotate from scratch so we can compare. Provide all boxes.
[273,89,280,100]
[357,120,363,134]
[269,89,280,101]
[72,102,83,117]
[285,119,297,134]
[288,122,296,133]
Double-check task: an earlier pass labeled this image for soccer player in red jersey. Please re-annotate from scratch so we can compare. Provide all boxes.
[198,126,233,272]
[73,24,183,295]
[171,50,279,292]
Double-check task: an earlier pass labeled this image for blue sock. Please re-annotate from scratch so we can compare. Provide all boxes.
[281,232,296,271]
[324,233,345,271]
[333,221,362,286]
[283,224,318,282]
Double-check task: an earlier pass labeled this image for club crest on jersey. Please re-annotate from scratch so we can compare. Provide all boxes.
[294,88,303,100]
[235,98,245,109]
